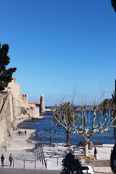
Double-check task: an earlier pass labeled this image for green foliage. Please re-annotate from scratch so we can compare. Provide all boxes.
[62,152,83,174]
[99,80,116,143]
[0,44,16,91]
[99,98,112,113]
[111,0,116,12]
[99,80,116,111]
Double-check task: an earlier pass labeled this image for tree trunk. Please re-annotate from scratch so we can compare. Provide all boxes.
[114,122,116,143]
[113,111,116,143]
[66,129,70,147]
[83,136,89,156]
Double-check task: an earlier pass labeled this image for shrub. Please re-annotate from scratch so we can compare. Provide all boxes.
[61,151,83,174]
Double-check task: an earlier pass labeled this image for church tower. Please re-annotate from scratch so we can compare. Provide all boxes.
[40,94,45,114]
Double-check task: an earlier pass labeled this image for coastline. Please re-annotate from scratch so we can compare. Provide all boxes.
[0,127,114,172]
[0,113,114,171]
[0,115,46,168]
[17,115,44,128]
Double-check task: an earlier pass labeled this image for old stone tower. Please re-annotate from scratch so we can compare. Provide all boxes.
[40,94,45,114]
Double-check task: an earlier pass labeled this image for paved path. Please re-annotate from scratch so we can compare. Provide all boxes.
[0,168,113,174]
[94,167,112,174]
[0,168,60,174]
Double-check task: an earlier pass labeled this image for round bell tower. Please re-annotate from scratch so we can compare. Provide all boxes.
[40,94,45,113]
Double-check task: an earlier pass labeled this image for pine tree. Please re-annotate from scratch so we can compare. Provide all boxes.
[62,152,83,174]
[0,44,16,91]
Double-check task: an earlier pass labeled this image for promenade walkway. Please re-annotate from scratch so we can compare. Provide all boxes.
[0,129,114,174]
[0,168,60,174]
[0,166,112,174]
[93,167,112,174]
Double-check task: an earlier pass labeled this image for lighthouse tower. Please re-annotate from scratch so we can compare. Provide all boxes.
[40,94,45,114]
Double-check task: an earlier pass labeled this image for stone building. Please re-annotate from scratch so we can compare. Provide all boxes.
[28,101,40,119]
[7,78,40,123]
[0,78,40,147]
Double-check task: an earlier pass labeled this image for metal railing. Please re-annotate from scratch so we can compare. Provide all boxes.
[34,143,47,169]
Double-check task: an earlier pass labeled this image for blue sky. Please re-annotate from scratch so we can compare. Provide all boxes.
[0,0,116,105]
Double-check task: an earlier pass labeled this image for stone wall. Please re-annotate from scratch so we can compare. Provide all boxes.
[28,103,40,118]
[6,78,40,124]
[0,93,14,146]
[0,78,40,147]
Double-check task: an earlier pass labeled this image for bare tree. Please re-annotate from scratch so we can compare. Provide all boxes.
[53,102,77,147]
[73,106,114,156]
[53,102,114,156]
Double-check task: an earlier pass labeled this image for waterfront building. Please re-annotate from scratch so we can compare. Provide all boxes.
[28,101,40,118]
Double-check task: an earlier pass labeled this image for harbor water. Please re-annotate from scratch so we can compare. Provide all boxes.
[18,112,115,145]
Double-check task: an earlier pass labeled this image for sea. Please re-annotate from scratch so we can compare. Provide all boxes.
[18,111,115,145]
